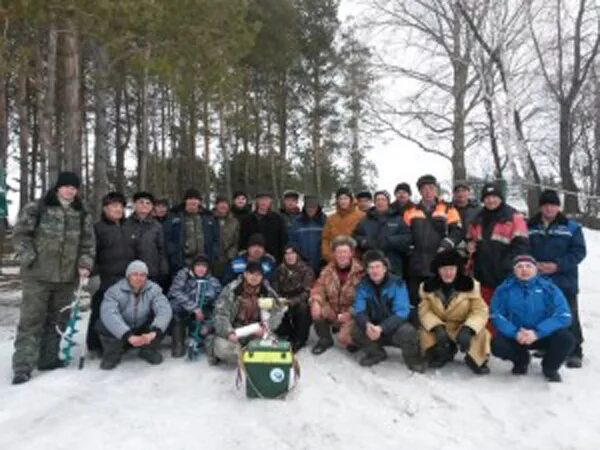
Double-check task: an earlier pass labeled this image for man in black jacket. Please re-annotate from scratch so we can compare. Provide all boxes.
[239,192,288,263]
[124,191,169,288]
[231,191,251,224]
[353,190,412,278]
[87,192,135,354]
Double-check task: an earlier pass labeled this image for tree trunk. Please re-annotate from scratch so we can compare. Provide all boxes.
[137,50,150,191]
[593,69,600,201]
[62,18,81,176]
[30,96,39,200]
[93,43,110,215]
[0,58,8,180]
[18,65,29,209]
[219,99,232,200]
[44,24,58,186]
[312,69,323,198]
[559,102,579,214]
[202,96,211,202]
[276,74,288,194]
[451,6,467,183]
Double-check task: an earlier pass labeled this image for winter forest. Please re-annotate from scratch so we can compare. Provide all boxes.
[0,0,599,219]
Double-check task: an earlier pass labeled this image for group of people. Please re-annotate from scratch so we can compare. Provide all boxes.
[10,170,587,386]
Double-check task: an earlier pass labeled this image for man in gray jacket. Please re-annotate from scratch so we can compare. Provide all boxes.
[206,261,285,365]
[98,260,172,370]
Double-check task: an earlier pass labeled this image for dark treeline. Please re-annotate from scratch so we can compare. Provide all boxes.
[0,0,376,214]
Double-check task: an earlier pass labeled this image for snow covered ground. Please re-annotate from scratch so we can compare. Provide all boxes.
[1,232,600,450]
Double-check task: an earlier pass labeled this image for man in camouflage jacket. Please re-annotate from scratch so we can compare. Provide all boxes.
[12,172,95,384]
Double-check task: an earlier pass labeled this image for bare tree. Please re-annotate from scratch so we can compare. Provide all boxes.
[527,0,600,213]
[365,0,482,182]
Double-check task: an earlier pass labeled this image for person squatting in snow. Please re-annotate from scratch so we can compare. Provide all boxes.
[9,174,586,384]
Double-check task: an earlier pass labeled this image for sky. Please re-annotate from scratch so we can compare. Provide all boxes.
[338,0,452,197]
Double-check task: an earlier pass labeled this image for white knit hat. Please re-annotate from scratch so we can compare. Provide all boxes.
[126,260,149,277]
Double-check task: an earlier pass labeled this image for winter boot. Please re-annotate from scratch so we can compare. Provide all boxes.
[311,320,334,355]
[543,370,562,382]
[511,351,531,375]
[346,344,359,354]
[12,371,31,385]
[38,360,66,371]
[465,355,490,375]
[566,355,582,369]
[99,335,124,370]
[139,336,163,365]
[171,319,187,358]
[359,345,387,367]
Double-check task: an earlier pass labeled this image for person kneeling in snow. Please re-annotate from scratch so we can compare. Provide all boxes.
[272,243,315,352]
[418,250,491,374]
[310,236,364,355]
[206,261,285,365]
[491,255,574,382]
[97,260,172,370]
[168,255,222,357]
[351,250,425,372]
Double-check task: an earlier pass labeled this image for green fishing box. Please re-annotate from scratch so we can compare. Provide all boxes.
[242,339,293,399]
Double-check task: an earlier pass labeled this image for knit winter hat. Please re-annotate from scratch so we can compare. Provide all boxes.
[480,183,504,202]
[245,260,263,274]
[539,189,560,207]
[126,260,149,277]
[356,191,373,200]
[133,191,155,204]
[55,171,81,189]
[363,249,390,269]
[183,188,202,201]
[248,233,266,249]
[431,250,463,273]
[102,191,126,207]
[283,242,306,262]
[373,190,391,202]
[417,174,437,190]
[335,187,353,200]
[394,182,412,195]
[513,254,537,267]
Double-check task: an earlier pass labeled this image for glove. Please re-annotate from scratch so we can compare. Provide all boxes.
[456,326,474,353]
[433,325,450,348]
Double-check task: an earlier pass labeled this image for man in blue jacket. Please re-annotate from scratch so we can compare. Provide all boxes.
[491,255,575,382]
[223,233,276,283]
[351,250,424,371]
[289,195,327,276]
[528,189,587,368]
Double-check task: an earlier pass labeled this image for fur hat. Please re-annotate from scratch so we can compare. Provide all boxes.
[430,250,463,273]
[330,235,357,252]
[55,171,81,189]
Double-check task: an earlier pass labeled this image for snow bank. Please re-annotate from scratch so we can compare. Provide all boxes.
[1,231,600,449]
